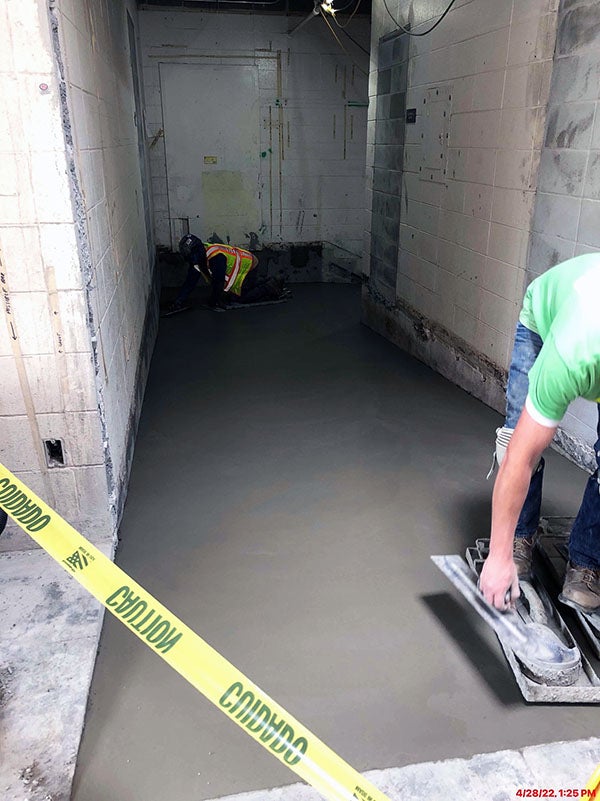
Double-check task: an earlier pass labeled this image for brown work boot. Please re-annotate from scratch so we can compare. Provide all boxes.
[513,535,536,580]
[559,562,600,613]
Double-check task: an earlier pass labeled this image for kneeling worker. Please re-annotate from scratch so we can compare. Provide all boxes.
[166,234,286,313]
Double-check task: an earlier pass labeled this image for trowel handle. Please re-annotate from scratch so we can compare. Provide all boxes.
[475,577,513,611]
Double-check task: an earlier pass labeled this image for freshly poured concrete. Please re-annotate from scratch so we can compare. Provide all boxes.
[71,285,599,801]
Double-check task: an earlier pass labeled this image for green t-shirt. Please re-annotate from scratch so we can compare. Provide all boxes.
[519,254,600,426]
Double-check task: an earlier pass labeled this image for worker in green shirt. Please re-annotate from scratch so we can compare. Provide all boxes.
[480,254,600,613]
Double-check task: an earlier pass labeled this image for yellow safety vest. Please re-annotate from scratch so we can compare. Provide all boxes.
[204,243,255,296]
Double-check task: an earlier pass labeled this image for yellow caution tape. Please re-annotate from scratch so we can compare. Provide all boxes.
[0,463,390,801]
[586,763,600,796]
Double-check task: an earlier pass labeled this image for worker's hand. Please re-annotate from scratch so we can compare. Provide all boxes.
[479,553,520,611]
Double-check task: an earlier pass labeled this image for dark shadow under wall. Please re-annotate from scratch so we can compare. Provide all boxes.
[112,258,162,526]
[361,283,508,415]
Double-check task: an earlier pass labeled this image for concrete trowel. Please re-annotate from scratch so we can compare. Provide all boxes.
[431,554,581,686]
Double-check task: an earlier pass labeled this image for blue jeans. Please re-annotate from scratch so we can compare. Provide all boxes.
[505,322,600,568]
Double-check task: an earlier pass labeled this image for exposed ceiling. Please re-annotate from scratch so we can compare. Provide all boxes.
[137,0,371,17]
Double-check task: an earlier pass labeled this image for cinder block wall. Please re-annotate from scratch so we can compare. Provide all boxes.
[57,0,158,520]
[528,0,600,464]
[362,0,599,467]
[0,0,156,550]
[139,8,370,258]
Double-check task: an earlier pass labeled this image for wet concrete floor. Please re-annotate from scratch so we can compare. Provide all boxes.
[72,284,599,801]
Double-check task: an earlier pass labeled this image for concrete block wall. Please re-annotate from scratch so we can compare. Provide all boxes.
[0,0,156,549]
[0,0,107,550]
[364,0,600,466]
[365,0,558,376]
[56,0,157,522]
[528,0,600,460]
[362,1,600,466]
[139,8,370,258]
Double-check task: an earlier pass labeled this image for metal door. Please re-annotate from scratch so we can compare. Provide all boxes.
[161,63,261,248]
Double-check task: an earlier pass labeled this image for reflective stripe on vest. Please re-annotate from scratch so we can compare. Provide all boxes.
[204,244,253,295]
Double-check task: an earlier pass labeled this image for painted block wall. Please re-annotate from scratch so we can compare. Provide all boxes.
[362,2,584,458]
[139,8,370,259]
[0,0,156,550]
[365,0,557,369]
[528,0,600,460]
[56,0,158,522]
[363,0,600,466]
[0,0,108,550]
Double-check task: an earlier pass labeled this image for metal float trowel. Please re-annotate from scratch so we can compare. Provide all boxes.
[431,554,581,686]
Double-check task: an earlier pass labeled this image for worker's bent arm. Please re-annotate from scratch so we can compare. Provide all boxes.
[480,407,556,609]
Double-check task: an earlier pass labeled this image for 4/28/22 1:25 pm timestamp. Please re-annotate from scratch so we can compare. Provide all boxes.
[516,790,598,798]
